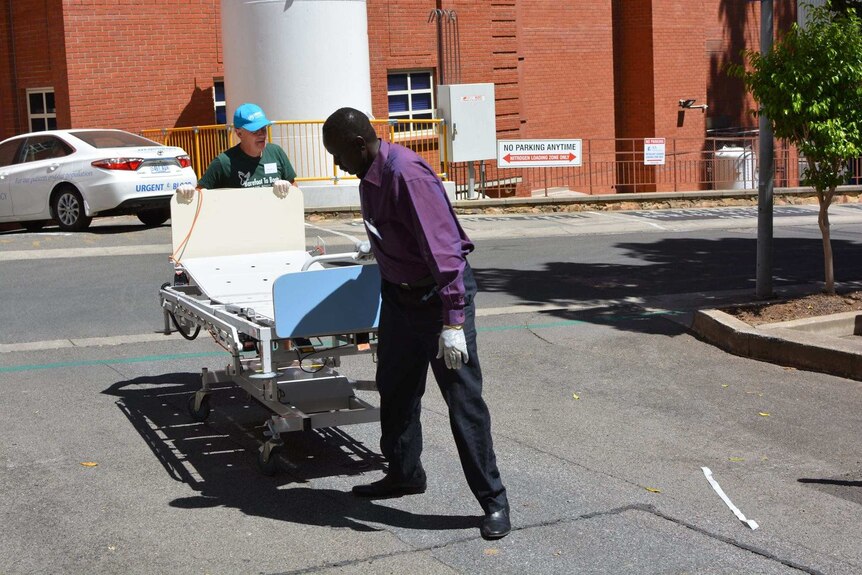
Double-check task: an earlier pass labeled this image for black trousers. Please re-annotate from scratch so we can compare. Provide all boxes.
[376,264,508,514]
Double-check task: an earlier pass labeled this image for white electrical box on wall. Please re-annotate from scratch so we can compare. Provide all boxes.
[437,83,497,163]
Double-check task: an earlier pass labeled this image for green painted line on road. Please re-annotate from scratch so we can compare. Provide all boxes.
[0,351,226,374]
[1,311,679,374]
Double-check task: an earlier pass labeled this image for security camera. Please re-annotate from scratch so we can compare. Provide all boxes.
[679,99,708,112]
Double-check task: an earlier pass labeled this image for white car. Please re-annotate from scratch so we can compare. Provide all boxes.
[0,129,196,231]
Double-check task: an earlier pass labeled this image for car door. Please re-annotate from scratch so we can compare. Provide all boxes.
[0,138,24,218]
[8,135,72,217]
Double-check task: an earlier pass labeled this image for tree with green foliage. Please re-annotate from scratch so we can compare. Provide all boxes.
[731,2,862,294]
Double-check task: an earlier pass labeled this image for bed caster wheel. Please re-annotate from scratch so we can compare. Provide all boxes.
[187,393,211,422]
[257,441,282,476]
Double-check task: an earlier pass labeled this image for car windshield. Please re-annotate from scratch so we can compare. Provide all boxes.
[69,130,160,149]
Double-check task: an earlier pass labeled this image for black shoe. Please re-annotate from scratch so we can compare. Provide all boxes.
[480,507,511,540]
[352,474,427,498]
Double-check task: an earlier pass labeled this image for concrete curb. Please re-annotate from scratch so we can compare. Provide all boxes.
[305,185,862,215]
[690,308,862,381]
[4,186,862,230]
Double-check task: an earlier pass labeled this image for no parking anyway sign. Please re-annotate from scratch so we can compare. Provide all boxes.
[497,139,583,168]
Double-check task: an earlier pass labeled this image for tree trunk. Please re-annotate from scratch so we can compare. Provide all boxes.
[817,186,835,294]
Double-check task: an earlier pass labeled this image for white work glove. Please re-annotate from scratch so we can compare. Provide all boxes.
[354,240,374,262]
[272,179,291,199]
[176,184,197,204]
[436,325,469,370]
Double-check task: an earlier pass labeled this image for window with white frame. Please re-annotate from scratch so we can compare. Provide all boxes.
[27,89,56,132]
[213,79,226,124]
[387,70,434,133]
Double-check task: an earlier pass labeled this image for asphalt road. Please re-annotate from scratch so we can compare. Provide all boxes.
[1,203,862,574]
[4,203,862,346]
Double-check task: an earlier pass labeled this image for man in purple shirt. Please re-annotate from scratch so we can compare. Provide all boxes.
[323,108,510,540]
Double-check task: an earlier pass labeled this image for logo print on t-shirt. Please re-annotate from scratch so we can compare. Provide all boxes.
[238,171,251,186]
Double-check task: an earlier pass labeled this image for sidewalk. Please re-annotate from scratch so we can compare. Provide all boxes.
[310,185,862,215]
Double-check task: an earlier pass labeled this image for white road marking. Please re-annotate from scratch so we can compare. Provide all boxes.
[0,244,169,261]
[0,332,185,353]
[596,210,669,230]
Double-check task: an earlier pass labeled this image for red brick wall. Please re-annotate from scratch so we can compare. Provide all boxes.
[517,2,616,194]
[1,0,224,139]
[370,1,617,195]
[613,0,655,140]
[704,0,796,133]
[705,0,761,133]
[651,0,708,192]
[367,1,437,119]
[518,2,616,141]
[652,1,707,139]
[61,0,223,133]
[491,1,519,139]
[0,0,792,196]
[0,0,68,138]
[612,0,656,193]
[608,1,796,193]
[48,0,71,132]
[0,3,15,137]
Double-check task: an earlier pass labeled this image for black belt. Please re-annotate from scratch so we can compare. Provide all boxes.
[396,275,436,290]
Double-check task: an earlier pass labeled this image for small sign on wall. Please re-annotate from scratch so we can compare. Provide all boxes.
[497,139,583,168]
[644,138,666,165]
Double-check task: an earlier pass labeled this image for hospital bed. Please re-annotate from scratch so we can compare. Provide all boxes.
[158,186,380,474]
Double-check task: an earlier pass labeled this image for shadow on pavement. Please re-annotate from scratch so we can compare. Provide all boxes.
[80,223,164,235]
[170,487,478,533]
[0,221,161,235]
[526,304,691,337]
[474,235,862,333]
[798,477,862,506]
[102,373,477,532]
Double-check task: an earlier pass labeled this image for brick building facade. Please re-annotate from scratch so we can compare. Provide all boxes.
[0,1,797,196]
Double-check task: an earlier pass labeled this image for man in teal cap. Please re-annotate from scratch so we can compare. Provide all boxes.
[193,102,297,191]
[173,103,298,285]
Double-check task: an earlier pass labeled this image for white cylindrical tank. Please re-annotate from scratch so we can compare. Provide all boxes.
[220,0,373,178]
[713,146,758,190]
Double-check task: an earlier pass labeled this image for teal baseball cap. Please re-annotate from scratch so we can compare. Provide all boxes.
[233,103,272,132]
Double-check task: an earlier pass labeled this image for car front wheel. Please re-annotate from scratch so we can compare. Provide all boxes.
[52,186,92,231]
[137,207,170,227]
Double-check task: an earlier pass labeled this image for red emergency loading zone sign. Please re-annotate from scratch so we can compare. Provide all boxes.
[497,139,583,168]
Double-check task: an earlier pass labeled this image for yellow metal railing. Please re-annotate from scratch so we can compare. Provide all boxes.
[143,119,449,182]
[140,125,821,198]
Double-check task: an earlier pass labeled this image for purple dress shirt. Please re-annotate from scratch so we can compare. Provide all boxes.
[359,141,474,325]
